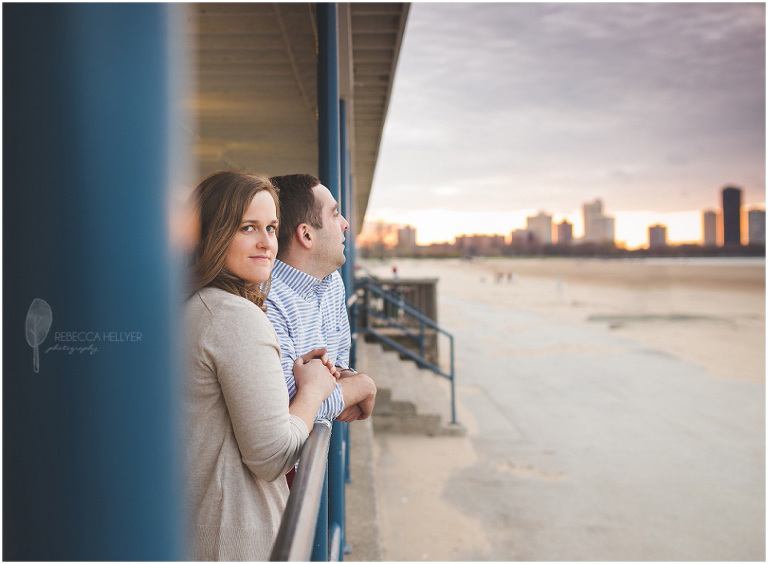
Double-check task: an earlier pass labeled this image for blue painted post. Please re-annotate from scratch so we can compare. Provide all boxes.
[329,420,347,559]
[340,99,354,304]
[318,3,341,200]
[311,470,330,561]
[3,4,183,560]
[339,101,353,489]
[316,3,344,561]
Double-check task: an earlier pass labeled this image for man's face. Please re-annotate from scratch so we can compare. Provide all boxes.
[311,184,349,275]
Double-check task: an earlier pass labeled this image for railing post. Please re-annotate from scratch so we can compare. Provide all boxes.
[344,419,351,484]
[329,421,346,560]
[450,335,457,425]
[419,319,425,359]
[311,469,329,561]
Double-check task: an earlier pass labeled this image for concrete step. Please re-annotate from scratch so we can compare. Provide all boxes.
[356,340,465,437]
[356,338,392,405]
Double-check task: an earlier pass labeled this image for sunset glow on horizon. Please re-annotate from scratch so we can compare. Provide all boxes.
[361,204,766,250]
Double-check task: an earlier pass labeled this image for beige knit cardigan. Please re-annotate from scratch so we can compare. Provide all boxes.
[184,287,309,560]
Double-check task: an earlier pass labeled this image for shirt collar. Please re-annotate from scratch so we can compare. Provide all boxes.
[272,259,333,299]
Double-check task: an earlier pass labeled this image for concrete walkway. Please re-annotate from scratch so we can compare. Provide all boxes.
[365,292,765,561]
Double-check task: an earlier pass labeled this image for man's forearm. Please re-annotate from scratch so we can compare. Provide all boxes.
[337,372,376,412]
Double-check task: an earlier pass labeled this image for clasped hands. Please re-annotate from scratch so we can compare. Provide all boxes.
[294,348,376,423]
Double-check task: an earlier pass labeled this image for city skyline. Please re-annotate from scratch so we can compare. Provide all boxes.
[363,3,765,249]
[360,186,764,250]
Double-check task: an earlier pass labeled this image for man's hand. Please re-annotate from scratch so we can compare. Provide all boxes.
[336,372,376,422]
[336,404,364,423]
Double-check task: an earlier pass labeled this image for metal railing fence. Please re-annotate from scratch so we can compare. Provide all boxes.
[355,276,457,425]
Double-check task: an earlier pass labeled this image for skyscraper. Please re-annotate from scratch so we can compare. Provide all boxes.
[748,209,765,245]
[557,220,573,245]
[648,224,667,249]
[702,210,718,247]
[526,211,553,244]
[397,225,417,254]
[583,199,615,244]
[583,199,602,241]
[721,186,742,246]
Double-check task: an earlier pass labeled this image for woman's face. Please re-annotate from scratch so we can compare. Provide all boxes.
[224,190,278,284]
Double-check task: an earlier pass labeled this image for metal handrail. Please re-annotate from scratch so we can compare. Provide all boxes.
[361,304,422,342]
[355,277,457,425]
[358,279,439,332]
[270,420,333,561]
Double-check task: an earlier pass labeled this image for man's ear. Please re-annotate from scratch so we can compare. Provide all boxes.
[295,223,314,250]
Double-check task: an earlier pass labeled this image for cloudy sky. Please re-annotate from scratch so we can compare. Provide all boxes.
[364,2,765,248]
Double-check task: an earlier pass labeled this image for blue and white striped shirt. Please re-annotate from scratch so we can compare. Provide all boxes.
[265,259,348,420]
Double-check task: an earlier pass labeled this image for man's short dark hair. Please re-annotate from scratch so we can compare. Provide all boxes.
[269,174,324,258]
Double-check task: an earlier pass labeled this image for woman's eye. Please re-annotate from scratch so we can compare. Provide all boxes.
[266,225,276,233]
[241,225,255,233]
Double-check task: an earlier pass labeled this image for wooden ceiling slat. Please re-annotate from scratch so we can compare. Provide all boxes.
[190,2,408,231]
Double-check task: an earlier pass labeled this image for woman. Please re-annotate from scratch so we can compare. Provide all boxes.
[185,171,337,560]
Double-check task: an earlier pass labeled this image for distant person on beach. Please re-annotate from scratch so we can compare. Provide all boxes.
[184,171,338,560]
[267,173,377,427]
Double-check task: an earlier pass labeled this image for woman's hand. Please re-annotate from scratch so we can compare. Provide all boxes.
[289,350,338,432]
[298,347,339,379]
[293,348,337,403]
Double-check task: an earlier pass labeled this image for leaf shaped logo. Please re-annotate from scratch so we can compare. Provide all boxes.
[26,299,52,373]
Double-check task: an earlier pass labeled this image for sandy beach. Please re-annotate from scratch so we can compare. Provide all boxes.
[359,256,765,560]
[363,257,765,384]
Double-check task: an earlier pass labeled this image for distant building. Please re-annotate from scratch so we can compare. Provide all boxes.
[557,220,573,245]
[526,211,553,244]
[396,225,417,254]
[648,224,668,249]
[510,228,533,247]
[702,210,718,247]
[417,242,457,258]
[583,199,615,245]
[721,186,742,246]
[748,208,765,245]
[454,234,506,256]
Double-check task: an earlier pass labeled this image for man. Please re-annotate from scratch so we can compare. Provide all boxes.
[266,174,376,423]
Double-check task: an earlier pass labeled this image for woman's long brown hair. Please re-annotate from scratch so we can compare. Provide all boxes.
[190,170,279,310]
